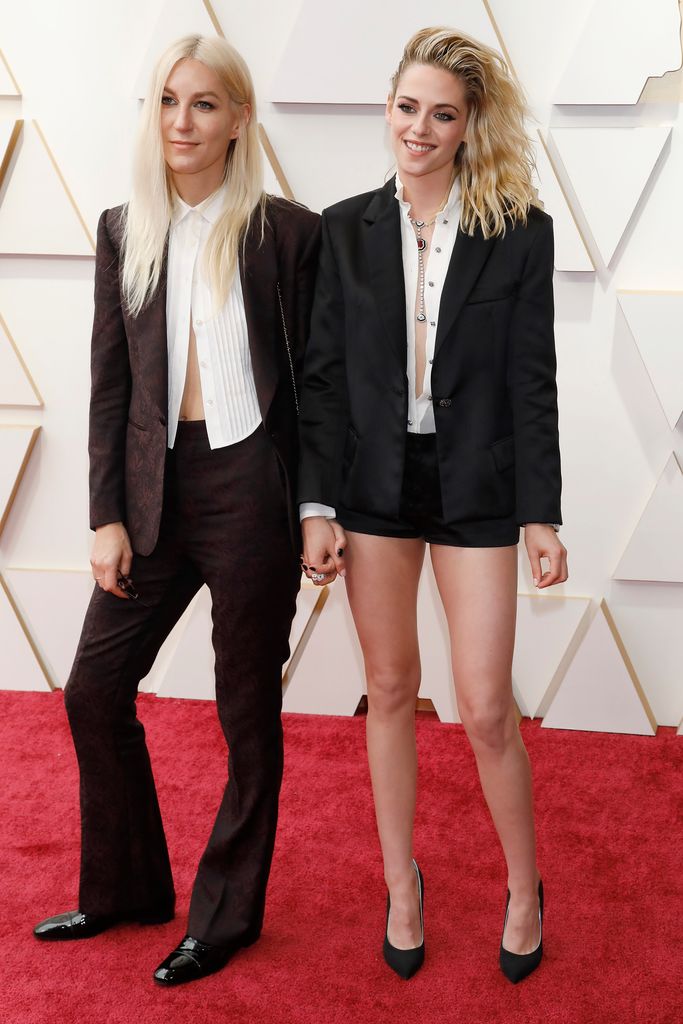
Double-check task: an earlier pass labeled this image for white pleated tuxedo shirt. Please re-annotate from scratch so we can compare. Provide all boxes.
[166,186,262,450]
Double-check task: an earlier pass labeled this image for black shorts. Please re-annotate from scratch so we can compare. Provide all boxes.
[336,433,519,548]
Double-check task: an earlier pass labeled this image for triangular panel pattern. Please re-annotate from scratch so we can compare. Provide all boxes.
[0,425,40,537]
[416,565,460,723]
[0,312,42,407]
[0,121,94,256]
[554,0,682,105]
[0,577,51,691]
[618,291,683,430]
[134,0,224,98]
[513,595,591,718]
[0,50,20,96]
[259,125,294,200]
[283,583,365,715]
[270,0,500,103]
[550,127,671,265]
[0,119,22,189]
[4,569,93,688]
[613,453,683,583]
[542,601,657,735]
[282,584,324,677]
[534,132,593,272]
[152,586,215,699]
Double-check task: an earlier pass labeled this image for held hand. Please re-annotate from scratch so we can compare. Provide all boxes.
[301,516,347,586]
[90,522,133,598]
[524,524,568,589]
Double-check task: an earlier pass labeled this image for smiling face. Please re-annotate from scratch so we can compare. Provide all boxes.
[160,57,248,194]
[386,63,469,187]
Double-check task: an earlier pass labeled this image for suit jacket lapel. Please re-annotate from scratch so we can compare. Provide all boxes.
[134,256,168,419]
[434,225,495,356]
[362,179,407,368]
[240,210,279,423]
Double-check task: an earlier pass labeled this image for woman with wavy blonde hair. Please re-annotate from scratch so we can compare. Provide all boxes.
[33,34,320,987]
[298,26,567,982]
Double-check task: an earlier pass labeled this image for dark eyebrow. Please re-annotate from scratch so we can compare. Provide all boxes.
[162,88,223,101]
[397,94,461,114]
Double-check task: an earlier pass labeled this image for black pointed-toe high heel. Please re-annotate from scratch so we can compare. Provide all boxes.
[499,879,543,983]
[383,860,425,980]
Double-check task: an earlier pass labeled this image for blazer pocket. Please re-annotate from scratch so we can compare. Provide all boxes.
[465,289,515,306]
[490,435,515,473]
[127,417,149,432]
[343,424,359,469]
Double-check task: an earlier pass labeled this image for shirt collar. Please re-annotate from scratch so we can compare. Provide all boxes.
[394,172,462,217]
[171,183,226,227]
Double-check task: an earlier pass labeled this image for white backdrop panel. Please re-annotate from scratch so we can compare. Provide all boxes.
[550,126,672,266]
[0,122,94,256]
[554,0,682,105]
[617,291,683,430]
[512,595,592,718]
[613,453,683,583]
[533,132,594,272]
[0,314,42,407]
[270,0,499,103]
[0,576,51,691]
[542,602,656,735]
[4,568,92,687]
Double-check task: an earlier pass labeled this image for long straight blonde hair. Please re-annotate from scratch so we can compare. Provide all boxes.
[390,27,536,238]
[122,35,265,316]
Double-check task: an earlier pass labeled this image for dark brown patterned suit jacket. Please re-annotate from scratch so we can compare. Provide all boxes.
[88,197,321,556]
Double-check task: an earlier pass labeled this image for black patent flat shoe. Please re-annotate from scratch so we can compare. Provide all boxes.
[33,904,174,941]
[499,880,544,983]
[153,934,235,986]
[383,860,425,980]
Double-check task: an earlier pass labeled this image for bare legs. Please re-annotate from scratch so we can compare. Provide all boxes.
[344,533,541,955]
[430,544,540,954]
[345,533,425,949]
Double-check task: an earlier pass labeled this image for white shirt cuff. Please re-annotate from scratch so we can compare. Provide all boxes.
[299,502,336,521]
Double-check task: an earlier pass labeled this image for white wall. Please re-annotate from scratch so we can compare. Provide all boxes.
[0,0,681,732]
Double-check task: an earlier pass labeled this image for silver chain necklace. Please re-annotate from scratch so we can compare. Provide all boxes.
[409,215,437,323]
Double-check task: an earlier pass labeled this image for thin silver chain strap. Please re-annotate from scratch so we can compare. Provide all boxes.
[277,281,299,415]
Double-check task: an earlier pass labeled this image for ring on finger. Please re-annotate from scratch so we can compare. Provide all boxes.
[310,571,326,582]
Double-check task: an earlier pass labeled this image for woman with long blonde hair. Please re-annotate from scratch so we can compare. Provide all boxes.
[33,34,320,987]
[299,27,566,983]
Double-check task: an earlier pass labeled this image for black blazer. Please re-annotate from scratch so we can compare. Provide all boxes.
[298,178,561,526]
[88,196,320,555]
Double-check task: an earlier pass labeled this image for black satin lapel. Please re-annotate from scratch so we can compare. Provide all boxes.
[134,267,168,419]
[363,196,407,367]
[434,227,495,356]
[240,215,279,421]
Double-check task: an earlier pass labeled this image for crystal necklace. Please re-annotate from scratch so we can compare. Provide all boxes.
[408,214,438,323]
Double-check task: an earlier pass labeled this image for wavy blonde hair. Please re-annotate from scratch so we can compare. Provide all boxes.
[390,27,536,237]
[122,35,265,316]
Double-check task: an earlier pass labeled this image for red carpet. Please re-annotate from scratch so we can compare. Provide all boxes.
[2,691,681,1024]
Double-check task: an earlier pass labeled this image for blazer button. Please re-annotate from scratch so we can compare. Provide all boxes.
[438,399,452,408]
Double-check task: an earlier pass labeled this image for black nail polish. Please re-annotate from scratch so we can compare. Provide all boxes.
[302,565,308,571]
[337,548,344,557]
[309,566,317,571]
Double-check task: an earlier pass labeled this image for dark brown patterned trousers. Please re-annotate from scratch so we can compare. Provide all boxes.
[64,422,300,947]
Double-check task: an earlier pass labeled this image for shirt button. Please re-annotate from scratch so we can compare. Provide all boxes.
[200,360,208,369]
[430,321,436,327]
[443,219,449,224]
[429,358,433,364]
[207,399,214,406]
[435,247,442,253]
[427,395,432,402]
[428,281,434,287]
[407,419,413,426]
[195,320,203,327]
